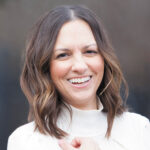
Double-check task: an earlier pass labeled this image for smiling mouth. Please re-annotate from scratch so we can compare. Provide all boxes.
[68,76,92,84]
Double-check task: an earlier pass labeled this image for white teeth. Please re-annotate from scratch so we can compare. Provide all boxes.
[69,76,91,84]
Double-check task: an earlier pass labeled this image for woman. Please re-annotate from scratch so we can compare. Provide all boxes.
[7,5,150,150]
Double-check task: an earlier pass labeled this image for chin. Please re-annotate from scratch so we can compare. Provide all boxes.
[69,95,93,104]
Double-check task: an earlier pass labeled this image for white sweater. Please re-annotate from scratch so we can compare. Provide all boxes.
[7,103,150,150]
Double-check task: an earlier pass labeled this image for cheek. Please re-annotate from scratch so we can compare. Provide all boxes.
[50,61,70,79]
[89,57,104,74]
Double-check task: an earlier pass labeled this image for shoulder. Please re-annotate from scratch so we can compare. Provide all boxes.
[113,112,149,130]
[7,122,60,150]
[8,122,35,140]
[111,112,150,149]
[121,112,149,126]
[123,111,149,120]
[7,122,35,150]
[112,111,149,138]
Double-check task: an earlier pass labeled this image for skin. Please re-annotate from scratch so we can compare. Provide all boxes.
[58,138,101,150]
[50,19,104,110]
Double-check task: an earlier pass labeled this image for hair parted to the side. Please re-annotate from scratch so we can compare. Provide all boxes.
[20,5,128,139]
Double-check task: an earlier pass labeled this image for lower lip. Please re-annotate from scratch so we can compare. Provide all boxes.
[68,77,92,89]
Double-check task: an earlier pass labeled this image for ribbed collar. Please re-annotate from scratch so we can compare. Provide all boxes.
[57,100,107,137]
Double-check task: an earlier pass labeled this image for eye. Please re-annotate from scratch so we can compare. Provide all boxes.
[56,53,69,59]
[84,50,98,55]
[86,50,97,53]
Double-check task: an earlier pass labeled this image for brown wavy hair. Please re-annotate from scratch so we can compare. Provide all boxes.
[20,5,128,139]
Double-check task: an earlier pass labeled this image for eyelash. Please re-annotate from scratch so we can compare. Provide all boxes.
[56,50,98,59]
[85,50,98,54]
[56,53,69,59]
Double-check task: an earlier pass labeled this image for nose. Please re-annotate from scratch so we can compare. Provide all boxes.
[71,53,88,74]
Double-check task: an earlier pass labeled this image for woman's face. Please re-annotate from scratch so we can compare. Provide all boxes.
[50,19,104,110]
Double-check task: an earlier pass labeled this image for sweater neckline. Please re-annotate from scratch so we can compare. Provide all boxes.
[70,100,104,118]
[58,100,107,137]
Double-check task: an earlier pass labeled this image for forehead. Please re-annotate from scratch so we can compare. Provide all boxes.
[54,19,97,49]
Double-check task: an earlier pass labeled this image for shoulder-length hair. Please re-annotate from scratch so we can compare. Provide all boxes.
[20,5,128,139]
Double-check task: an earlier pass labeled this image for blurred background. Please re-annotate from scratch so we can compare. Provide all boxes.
[0,0,150,149]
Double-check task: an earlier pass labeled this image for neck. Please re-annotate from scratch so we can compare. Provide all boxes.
[62,95,99,110]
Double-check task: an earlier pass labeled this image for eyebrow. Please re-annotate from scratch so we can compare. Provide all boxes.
[83,43,97,49]
[54,43,97,51]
